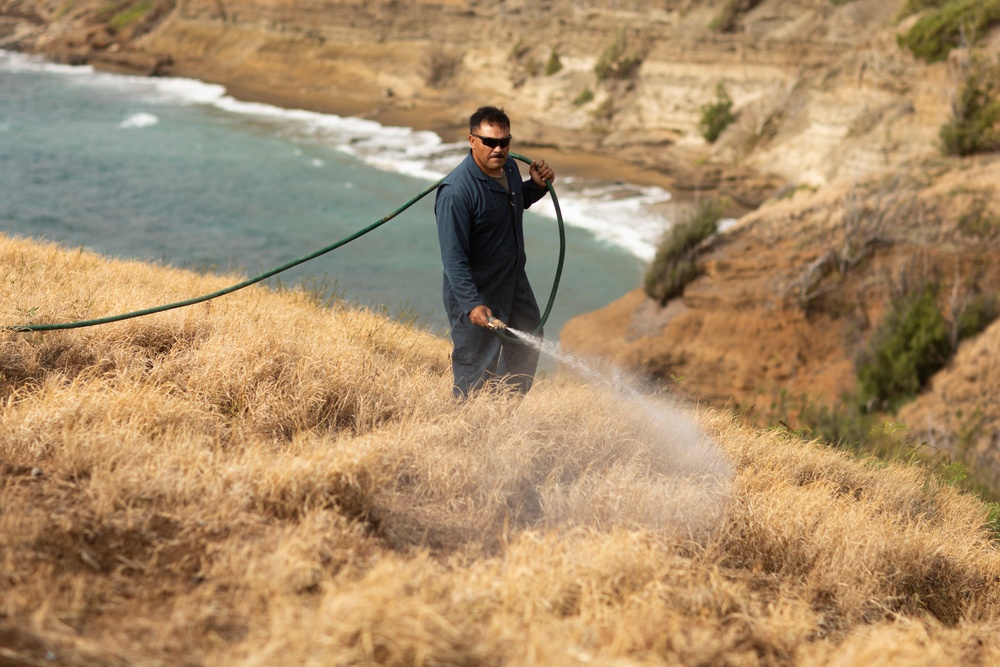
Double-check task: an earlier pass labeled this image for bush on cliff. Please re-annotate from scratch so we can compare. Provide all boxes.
[545,49,563,76]
[898,0,1000,62]
[97,0,154,33]
[699,84,737,144]
[594,27,644,82]
[856,283,951,413]
[644,199,723,305]
[941,57,1000,155]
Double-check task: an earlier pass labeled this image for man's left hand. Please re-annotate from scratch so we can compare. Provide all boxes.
[529,159,555,187]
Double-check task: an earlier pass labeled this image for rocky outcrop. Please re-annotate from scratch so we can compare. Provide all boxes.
[563,155,1000,489]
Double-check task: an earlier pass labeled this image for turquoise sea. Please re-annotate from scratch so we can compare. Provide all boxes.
[0,50,670,340]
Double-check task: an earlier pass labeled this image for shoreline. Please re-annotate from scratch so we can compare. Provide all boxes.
[186,66,720,260]
[157,61,717,263]
[2,51,656,345]
[9,46,725,245]
[171,62,690,198]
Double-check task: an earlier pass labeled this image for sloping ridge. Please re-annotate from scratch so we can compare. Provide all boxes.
[2,0,999,485]
[1,233,999,665]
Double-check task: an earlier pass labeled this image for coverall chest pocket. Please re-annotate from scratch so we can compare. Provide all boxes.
[481,190,513,218]
[471,192,517,260]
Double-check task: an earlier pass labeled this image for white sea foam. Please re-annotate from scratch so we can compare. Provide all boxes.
[0,49,94,75]
[120,112,159,129]
[0,48,696,262]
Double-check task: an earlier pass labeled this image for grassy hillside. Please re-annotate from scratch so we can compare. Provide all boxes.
[2,234,999,666]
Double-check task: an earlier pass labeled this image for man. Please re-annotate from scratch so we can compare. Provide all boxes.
[435,106,556,397]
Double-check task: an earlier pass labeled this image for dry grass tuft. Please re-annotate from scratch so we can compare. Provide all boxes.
[2,233,999,666]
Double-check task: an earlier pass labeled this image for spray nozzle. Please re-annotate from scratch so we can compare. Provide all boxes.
[486,316,508,331]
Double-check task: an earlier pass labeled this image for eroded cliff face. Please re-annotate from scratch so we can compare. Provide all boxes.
[3,0,1000,485]
[0,0,954,202]
[562,155,1000,492]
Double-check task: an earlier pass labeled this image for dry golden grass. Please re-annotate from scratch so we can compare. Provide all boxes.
[1,233,999,666]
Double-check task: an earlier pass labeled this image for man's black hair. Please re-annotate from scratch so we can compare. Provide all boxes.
[469,106,510,133]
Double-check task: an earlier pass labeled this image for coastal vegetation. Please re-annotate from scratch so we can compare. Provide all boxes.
[643,198,724,305]
[897,0,1000,62]
[772,268,998,488]
[106,0,152,32]
[940,56,1000,155]
[856,282,954,413]
[858,277,997,411]
[594,27,644,82]
[699,83,737,144]
[573,86,595,106]
[545,49,563,76]
[2,233,1000,665]
[640,159,1000,501]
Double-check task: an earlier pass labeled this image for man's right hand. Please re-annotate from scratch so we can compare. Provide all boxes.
[469,305,493,328]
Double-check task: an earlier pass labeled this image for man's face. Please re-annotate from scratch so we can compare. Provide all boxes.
[469,121,511,176]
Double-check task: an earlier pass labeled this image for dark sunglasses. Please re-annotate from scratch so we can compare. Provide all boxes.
[472,134,512,149]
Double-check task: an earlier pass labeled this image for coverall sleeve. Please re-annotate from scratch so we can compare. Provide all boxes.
[436,183,486,316]
[522,179,549,209]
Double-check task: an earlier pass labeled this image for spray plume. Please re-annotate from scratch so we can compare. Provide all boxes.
[506,327,734,536]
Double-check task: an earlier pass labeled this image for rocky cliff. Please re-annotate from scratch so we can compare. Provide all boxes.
[0,0,955,200]
[2,0,999,489]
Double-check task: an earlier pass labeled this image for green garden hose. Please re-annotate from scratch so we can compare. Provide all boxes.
[6,153,564,338]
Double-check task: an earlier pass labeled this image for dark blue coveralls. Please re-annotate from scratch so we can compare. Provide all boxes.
[435,150,550,397]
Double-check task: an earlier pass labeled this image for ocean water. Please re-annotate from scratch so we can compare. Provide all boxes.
[0,50,668,340]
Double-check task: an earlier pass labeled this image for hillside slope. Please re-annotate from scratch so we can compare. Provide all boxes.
[1,234,1000,666]
[563,154,1000,483]
[2,1,999,487]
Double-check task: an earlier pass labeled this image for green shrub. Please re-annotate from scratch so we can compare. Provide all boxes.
[573,87,595,106]
[986,502,1000,538]
[856,283,951,413]
[107,0,152,31]
[545,50,563,76]
[940,60,1000,156]
[956,291,1000,341]
[761,388,1000,505]
[699,84,737,143]
[643,199,723,305]
[898,0,1000,62]
[761,389,873,450]
[97,0,126,20]
[594,28,644,81]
